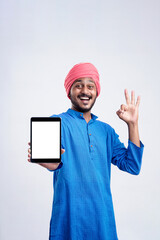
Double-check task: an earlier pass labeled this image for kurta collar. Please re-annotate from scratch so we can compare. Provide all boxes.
[67,108,98,121]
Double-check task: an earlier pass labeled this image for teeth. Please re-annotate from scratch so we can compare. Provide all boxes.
[80,97,89,100]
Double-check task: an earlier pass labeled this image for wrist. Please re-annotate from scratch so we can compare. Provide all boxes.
[127,121,138,128]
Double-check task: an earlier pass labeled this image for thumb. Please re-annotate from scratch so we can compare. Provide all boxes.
[61,149,65,155]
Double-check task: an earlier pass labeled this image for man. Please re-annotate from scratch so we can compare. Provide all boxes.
[28,62,144,240]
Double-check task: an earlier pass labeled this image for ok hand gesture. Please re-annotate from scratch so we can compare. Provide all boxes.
[116,89,140,125]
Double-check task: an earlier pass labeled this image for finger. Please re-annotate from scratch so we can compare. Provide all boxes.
[136,95,141,107]
[120,104,128,111]
[116,110,120,116]
[120,104,125,111]
[116,109,124,117]
[131,90,135,105]
[28,148,31,153]
[28,153,31,158]
[61,149,65,155]
[28,158,31,162]
[124,89,130,105]
[28,142,30,146]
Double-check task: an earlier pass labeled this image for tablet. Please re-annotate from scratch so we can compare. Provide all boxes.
[30,117,61,163]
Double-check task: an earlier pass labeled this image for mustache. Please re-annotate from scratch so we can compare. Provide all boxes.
[78,94,92,99]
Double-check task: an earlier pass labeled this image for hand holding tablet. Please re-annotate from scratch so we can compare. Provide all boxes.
[28,117,65,170]
[28,144,65,170]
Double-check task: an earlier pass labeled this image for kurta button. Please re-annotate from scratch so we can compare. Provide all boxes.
[91,145,93,147]
[89,134,91,136]
[80,114,82,116]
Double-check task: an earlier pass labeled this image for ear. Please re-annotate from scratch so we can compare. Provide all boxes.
[68,91,71,99]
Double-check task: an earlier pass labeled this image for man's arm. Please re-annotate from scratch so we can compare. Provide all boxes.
[128,123,140,147]
[116,89,141,147]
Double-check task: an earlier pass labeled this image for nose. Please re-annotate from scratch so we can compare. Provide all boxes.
[81,85,89,95]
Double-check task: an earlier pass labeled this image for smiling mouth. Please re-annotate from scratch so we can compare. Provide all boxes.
[79,96,91,104]
[79,97,90,100]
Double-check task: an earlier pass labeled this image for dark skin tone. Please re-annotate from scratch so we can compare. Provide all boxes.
[28,77,141,170]
[69,77,97,123]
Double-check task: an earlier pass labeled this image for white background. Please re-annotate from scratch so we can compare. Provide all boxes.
[1,0,160,239]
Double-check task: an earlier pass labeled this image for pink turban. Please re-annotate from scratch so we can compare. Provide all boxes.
[64,63,100,99]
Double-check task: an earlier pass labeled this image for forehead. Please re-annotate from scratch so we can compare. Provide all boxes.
[73,77,95,85]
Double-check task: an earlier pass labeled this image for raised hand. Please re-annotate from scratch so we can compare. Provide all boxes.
[116,89,140,125]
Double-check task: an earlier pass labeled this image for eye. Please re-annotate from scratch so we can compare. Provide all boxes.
[88,85,94,89]
[75,84,83,88]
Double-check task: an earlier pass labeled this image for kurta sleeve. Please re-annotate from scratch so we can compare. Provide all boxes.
[111,130,144,175]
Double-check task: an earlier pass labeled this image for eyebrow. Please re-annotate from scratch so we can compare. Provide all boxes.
[74,79,95,84]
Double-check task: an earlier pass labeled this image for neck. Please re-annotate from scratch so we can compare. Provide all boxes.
[71,107,92,123]
[82,111,92,123]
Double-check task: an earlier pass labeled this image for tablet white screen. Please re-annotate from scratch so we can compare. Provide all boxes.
[32,121,60,159]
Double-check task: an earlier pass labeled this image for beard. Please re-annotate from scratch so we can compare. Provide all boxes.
[70,94,97,113]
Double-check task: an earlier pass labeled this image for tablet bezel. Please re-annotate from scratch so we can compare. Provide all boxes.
[30,117,61,163]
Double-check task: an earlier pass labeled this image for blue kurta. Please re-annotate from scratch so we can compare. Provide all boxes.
[49,108,144,240]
